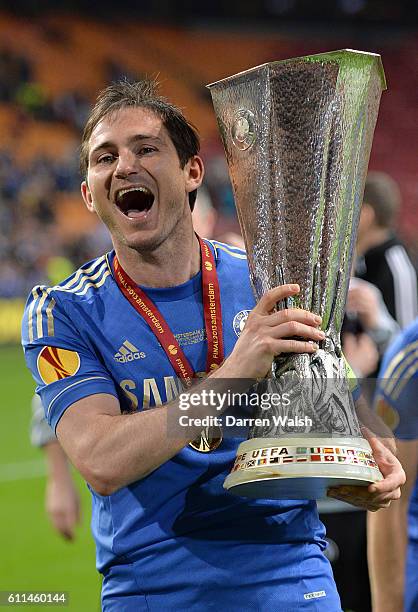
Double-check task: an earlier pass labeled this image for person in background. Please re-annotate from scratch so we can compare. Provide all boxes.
[319,275,400,612]
[192,183,244,248]
[319,205,403,611]
[368,317,418,612]
[31,395,81,540]
[356,171,417,329]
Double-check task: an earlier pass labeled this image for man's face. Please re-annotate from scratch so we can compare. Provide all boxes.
[81,106,203,252]
[357,202,375,246]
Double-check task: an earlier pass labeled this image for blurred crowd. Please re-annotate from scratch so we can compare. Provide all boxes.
[0,146,82,297]
[0,47,90,127]
[0,46,96,296]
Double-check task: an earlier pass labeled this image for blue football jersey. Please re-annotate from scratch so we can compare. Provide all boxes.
[22,240,340,610]
[375,318,418,612]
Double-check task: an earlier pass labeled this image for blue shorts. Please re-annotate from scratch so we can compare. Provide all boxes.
[101,540,342,611]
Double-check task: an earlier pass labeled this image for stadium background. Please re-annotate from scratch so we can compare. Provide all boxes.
[0,2,417,610]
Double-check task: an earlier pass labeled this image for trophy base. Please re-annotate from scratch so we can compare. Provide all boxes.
[224,436,383,500]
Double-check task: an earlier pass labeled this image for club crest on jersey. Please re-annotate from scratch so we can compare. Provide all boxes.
[37,346,80,384]
[233,310,251,337]
[114,340,146,363]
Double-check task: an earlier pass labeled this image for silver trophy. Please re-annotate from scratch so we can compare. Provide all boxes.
[208,49,386,499]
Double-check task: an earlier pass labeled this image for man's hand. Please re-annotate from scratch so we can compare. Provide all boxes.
[225,284,324,379]
[327,427,405,511]
[342,331,379,377]
[347,282,379,330]
[46,474,82,540]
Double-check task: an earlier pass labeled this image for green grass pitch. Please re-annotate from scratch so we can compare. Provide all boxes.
[0,346,99,611]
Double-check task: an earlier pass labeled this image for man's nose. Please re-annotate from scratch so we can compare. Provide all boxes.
[115,151,140,178]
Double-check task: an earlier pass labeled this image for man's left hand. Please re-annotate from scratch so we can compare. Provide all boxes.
[327,428,405,511]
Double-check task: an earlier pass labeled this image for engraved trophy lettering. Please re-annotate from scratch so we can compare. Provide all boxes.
[208,49,386,499]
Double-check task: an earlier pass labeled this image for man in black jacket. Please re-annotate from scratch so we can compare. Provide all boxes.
[356,171,417,329]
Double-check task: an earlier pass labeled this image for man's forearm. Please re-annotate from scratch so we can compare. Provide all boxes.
[368,504,408,611]
[44,440,72,481]
[59,369,251,495]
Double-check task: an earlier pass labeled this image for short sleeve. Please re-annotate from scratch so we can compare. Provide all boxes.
[374,341,418,440]
[22,287,118,432]
[30,393,56,447]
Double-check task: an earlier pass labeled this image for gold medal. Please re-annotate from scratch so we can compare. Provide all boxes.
[189,426,223,452]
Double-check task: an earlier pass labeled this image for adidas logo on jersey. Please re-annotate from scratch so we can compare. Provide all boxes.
[114,340,146,363]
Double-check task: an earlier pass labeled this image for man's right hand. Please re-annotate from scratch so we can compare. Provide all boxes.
[224,284,324,379]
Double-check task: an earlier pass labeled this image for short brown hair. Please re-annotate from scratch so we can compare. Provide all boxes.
[80,79,200,209]
[363,171,401,228]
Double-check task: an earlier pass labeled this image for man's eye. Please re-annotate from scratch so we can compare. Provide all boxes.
[97,154,115,164]
[138,147,155,155]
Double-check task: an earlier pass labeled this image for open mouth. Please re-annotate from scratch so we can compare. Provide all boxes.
[115,187,155,219]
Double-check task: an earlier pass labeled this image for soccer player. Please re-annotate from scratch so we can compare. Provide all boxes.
[368,318,418,612]
[22,80,404,611]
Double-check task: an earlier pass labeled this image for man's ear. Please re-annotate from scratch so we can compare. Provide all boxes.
[81,180,95,213]
[185,155,204,195]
